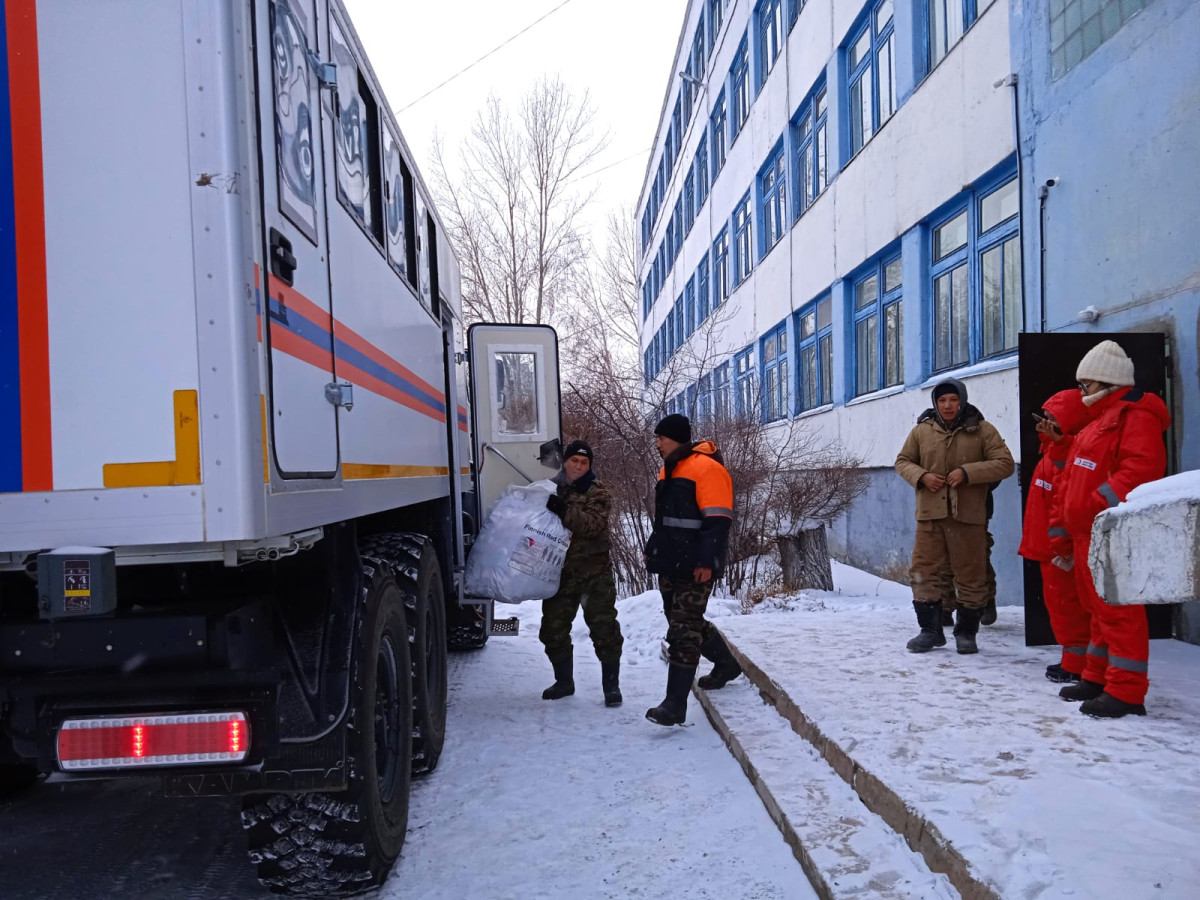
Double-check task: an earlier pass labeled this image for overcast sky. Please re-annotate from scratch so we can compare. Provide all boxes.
[342,0,689,245]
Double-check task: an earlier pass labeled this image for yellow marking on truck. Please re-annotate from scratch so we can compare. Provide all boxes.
[102,391,202,488]
[64,589,91,597]
[342,464,450,480]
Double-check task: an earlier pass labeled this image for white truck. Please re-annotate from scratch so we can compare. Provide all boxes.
[0,0,562,893]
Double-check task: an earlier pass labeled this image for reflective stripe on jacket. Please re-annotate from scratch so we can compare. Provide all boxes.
[645,440,734,578]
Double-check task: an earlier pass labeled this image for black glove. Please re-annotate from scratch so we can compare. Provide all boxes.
[546,493,566,516]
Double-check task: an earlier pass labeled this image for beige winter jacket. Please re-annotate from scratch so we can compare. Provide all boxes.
[894,405,1014,525]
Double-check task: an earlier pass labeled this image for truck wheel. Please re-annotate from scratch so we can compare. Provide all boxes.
[242,560,412,895]
[0,763,39,799]
[448,602,489,651]
[359,533,447,776]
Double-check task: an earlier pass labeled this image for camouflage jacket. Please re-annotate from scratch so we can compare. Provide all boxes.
[554,475,612,576]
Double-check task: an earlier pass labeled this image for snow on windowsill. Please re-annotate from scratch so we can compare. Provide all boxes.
[920,354,1018,389]
[846,385,906,407]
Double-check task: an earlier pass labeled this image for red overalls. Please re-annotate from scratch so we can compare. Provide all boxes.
[1049,388,1170,704]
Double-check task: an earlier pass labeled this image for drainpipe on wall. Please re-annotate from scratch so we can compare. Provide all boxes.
[996,73,1036,333]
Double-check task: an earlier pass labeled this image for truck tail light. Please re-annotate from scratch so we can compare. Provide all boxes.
[57,711,250,771]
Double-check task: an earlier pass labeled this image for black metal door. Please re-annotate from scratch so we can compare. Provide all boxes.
[1017,332,1174,645]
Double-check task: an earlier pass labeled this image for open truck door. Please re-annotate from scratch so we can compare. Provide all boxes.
[467,324,562,520]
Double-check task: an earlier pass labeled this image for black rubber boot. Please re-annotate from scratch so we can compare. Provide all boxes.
[1059,678,1105,702]
[906,602,947,653]
[980,597,997,626]
[1080,692,1146,718]
[542,649,575,700]
[1045,664,1080,683]
[954,607,981,654]
[940,608,956,628]
[646,664,696,726]
[697,633,742,690]
[601,659,622,707]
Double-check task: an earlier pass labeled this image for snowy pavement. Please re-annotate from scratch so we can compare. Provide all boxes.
[712,562,1200,900]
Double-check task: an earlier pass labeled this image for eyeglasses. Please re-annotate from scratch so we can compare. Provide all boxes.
[1077,380,1095,393]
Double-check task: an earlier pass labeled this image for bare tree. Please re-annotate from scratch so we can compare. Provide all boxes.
[431,77,608,325]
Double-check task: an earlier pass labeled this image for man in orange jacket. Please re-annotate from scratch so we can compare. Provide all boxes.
[1049,341,1170,718]
[1018,389,1099,683]
[644,414,738,726]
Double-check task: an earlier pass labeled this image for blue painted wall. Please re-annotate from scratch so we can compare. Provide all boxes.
[1011,0,1200,639]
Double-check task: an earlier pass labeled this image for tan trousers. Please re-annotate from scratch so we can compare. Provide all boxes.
[909,519,989,609]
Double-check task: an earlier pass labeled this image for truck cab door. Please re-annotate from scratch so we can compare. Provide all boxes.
[467,324,562,519]
[257,0,339,478]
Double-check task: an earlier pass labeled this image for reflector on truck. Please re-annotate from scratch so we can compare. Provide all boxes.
[57,712,250,771]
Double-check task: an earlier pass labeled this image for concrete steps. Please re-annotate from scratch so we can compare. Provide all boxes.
[694,675,958,900]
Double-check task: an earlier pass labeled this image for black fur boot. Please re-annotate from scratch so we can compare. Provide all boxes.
[646,664,696,726]
[542,649,575,700]
[601,659,622,707]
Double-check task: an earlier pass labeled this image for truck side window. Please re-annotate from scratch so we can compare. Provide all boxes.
[331,17,383,244]
[270,0,318,243]
[383,125,406,279]
[494,351,539,436]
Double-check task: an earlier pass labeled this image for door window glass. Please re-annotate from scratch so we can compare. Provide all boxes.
[270,0,317,242]
[494,352,539,436]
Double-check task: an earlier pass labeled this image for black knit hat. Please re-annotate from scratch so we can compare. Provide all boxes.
[654,413,692,444]
[562,439,593,461]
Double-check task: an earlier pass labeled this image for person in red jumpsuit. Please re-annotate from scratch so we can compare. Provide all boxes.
[1049,341,1170,718]
[1018,389,1099,683]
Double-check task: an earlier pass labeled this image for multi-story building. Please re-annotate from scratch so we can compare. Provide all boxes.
[1010,0,1200,640]
[637,0,1025,595]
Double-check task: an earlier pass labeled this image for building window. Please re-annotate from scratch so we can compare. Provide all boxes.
[685,276,697,337]
[735,347,756,417]
[761,323,789,422]
[758,141,787,257]
[695,137,710,210]
[1051,0,1145,79]
[675,294,686,348]
[930,174,1020,372]
[796,296,833,410]
[697,253,711,323]
[713,360,732,419]
[712,227,730,307]
[684,171,696,235]
[852,255,903,396]
[729,36,751,141]
[928,0,997,71]
[710,90,728,178]
[847,0,896,158]
[756,0,786,87]
[697,371,714,422]
[672,199,684,260]
[792,82,828,219]
[732,192,753,286]
[708,0,725,50]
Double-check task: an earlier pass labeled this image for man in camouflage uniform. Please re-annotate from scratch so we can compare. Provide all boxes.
[644,414,740,727]
[539,440,624,707]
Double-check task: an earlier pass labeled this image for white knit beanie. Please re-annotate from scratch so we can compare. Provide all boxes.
[1076,340,1135,387]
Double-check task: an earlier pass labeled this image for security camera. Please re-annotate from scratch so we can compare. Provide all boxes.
[1044,178,1058,188]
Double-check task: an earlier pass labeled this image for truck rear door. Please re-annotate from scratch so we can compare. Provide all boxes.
[467,324,562,518]
[257,0,339,478]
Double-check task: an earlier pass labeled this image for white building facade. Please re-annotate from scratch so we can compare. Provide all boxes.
[637,0,1025,595]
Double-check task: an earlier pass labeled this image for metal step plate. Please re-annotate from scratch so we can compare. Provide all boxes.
[490,616,520,636]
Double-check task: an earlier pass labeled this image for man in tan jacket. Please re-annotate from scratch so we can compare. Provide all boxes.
[895,378,1014,654]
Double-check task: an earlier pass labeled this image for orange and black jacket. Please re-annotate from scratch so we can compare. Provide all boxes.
[645,440,734,579]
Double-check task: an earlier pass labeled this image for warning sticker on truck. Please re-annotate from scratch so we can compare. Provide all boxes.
[63,560,92,612]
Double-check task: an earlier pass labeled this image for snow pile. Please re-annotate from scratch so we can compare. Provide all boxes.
[1089,469,1200,605]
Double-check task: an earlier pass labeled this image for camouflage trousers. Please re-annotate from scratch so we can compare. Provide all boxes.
[658,574,719,667]
[539,566,623,663]
[940,529,996,611]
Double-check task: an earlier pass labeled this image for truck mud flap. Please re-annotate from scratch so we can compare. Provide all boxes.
[163,726,347,798]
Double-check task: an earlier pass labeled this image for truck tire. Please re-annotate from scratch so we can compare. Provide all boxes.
[242,559,413,895]
[359,533,447,776]
[0,763,38,799]
[448,602,489,651]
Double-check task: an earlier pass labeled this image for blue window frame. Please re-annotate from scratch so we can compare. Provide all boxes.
[672,199,684,260]
[642,278,652,321]
[695,137,710,210]
[697,253,711,323]
[792,81,828,219]
[729,35,750,141]
[710,90,728,178]
[664,221,675,274]
[795,295,833,410]
[666,307,676,357]
[641,208,652,255]
[684,170,696,234]
[852,253,903,396]
[708,0,724,50]
[756,0,786,88]
[712,227,730,308]
[713,360,731,418]
[674,294,686,348]
[928,0,995,71]
[929,173,1020,372]
[732,191,753,286]
[757,140,787,257]
[671,98,683,163]
[685,276,697,336]
[761,322,789,422]
[846,0,897,158]
[697,371,713,423]
[734,346,756,417]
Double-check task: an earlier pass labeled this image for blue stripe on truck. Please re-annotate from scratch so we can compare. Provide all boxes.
[0,4,24,494]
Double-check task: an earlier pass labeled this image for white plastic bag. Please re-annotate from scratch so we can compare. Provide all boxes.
[464,480,572,603]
